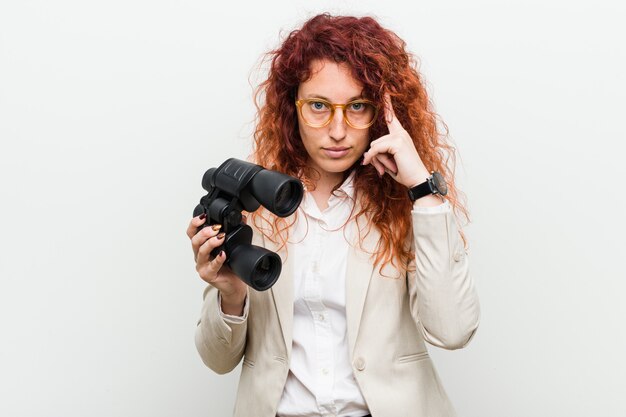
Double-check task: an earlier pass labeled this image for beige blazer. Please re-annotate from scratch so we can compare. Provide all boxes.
[195,208,480,417]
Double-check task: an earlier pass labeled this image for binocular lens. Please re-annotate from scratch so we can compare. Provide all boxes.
[250,255,281,290]
[229,244,282,291]
[249,169,303,218]
[274,182,301,217]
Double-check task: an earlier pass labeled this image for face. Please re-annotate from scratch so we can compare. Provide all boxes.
[296,60,371,184]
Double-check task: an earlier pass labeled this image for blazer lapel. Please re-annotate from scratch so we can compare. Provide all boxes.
[251,218,294,358]
[345,218,379,356]
[270,242,294,359]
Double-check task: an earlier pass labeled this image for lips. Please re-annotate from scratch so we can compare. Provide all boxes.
[323,147,350,158]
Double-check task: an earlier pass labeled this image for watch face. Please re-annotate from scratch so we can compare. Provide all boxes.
[432,172,448,196]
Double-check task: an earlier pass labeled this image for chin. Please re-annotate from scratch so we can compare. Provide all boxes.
[319,158,356,174]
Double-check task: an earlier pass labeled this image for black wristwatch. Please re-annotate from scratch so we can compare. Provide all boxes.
[407,172,448,202]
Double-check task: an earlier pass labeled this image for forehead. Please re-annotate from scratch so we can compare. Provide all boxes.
[297,59,364,100]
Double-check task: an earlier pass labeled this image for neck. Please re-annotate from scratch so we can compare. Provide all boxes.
[309,170,346,211]
[316,169,345,192]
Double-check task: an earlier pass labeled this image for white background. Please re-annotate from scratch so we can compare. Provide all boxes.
[1,0,625,416]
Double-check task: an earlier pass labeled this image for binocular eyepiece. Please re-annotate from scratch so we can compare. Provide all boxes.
[193,158,304,291]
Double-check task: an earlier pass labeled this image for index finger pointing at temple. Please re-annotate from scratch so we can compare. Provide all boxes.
[384,93,404,133]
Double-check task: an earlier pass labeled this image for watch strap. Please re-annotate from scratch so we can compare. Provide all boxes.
[408,179,433,202]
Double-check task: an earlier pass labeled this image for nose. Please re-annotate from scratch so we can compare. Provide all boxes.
[328,108,347,141]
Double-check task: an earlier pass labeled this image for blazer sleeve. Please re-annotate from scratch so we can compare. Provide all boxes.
[408,207,480,350]
[195,284,248,374]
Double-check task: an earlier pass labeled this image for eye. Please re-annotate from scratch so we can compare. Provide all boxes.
[309,101,329,112]
[349,102,365,112]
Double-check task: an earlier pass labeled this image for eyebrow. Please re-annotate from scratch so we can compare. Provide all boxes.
[304,94,366,102]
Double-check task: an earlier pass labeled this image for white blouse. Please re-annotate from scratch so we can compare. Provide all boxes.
[221,173,450,417]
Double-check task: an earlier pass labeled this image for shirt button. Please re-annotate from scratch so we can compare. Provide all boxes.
[318,314,325,321]
[453,251,463,262]
[354,357,366,371]
[321,368,329,375]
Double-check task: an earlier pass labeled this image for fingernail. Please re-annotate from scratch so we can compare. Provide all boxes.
[199,213,206,220]
[217,232,225,240]
[211,224,222,231]
[219,250,225,258]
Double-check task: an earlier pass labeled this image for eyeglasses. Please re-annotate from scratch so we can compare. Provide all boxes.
[295,98,378,129]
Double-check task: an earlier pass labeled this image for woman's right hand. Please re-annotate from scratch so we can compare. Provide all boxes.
[186,215,247,314]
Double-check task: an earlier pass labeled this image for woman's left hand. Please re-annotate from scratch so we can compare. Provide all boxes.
[362,94,431,188]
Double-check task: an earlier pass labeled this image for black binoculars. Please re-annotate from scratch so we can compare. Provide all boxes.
[193,158,304,291]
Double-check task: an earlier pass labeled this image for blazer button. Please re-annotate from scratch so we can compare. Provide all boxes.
[354,357,366,371]
[453,250,463,262]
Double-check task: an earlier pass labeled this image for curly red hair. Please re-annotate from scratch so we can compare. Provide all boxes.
[250,13,469,271]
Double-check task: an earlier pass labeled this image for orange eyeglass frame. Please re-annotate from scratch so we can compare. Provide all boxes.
[295,98,379,129]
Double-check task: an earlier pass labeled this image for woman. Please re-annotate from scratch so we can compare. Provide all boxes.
[187,13,480,417]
